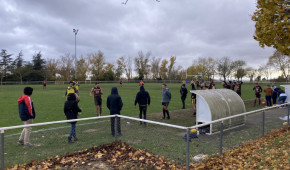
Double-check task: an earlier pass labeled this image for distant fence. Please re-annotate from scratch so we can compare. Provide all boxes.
[1,80,290,85]
[0,103,289,170]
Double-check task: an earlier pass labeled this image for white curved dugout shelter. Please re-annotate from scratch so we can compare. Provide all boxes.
[191,89,246,134]
[281,85,290,103]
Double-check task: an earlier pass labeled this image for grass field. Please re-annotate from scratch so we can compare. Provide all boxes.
[0,82,288,129]
[1,82,289,168]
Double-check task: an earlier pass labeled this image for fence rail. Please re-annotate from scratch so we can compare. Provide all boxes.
[0,103,289,170]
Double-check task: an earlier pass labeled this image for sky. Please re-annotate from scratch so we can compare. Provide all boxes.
[0,0,275,70]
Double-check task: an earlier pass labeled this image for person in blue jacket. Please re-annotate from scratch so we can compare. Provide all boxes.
[107,87,123,136]
[17,87,36,147]
[161,84,171,119]
[134,86,151,126]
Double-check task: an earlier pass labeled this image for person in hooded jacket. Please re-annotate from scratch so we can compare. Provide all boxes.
[64,93,82,143]
[180,84,188,109]
[134,86,151,126]
[107,87,123,136]
[17,87,36,147]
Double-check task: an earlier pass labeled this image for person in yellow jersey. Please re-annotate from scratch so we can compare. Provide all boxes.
[64,81,79,101]
[73,79,79,91]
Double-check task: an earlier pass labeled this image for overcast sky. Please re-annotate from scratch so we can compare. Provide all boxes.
[0,0,275,69]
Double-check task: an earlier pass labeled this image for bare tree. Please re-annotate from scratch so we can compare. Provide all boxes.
[258,64,272,80]
[267,50,290,80]
[45,58,58,81]
[151,57,161,79]
[246,67,257,82]
[88,51,105,81]
[57,54,74,81]
[134,51,151,80]
[216,57,235,81]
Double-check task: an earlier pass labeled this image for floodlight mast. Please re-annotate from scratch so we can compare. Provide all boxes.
[73,29,79,80]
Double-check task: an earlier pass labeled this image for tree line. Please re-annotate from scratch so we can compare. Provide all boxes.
[0,49,289,83]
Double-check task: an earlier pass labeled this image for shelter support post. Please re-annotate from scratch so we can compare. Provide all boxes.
[262,111,265,137]
[1,130,4,170]
[287,105,290,126]
[219,121,223,155]
[186,128,190,170]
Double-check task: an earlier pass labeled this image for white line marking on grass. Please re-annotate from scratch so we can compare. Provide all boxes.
[5,120,109,137]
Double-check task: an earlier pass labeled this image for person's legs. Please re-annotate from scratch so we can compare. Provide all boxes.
[162,104,166,119]
[164,104,170,119]
[272,96,277,105]
[21,119,33,145]
[99,105,102,116]
[266,96,272,106]
[139,106,143,124]
[181,97,185,109]
[117,117,121,135]
[110,117,115,136]
[143,106,147,126]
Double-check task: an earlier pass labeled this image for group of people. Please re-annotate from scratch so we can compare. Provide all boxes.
[254,83,287,107]
[17,79,288,145]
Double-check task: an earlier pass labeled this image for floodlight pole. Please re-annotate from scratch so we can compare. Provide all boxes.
[73,29,79,80]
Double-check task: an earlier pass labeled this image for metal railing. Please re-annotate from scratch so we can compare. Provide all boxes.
[0,103,289,170]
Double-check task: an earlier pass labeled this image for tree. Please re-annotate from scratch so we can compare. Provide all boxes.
[57,54,74,81]
[167,56,176,79]
[267,50,290,80]
[116,56,125,80]
[194,57,216,80]
[45,58,58,81]
[235,68,247,81]
[159,59,168,79]
[252,0,290,55]
[11,51,27,83]
[246,67,257,82]
[258,64,272,81]
[0,49,13,84]
[151,57,161,80]
[103,63,115,81]
[134,51,151,80]
[29,51,46,80]
[89,51,105,81]
[77,55,89,81]
[216,57,235,81]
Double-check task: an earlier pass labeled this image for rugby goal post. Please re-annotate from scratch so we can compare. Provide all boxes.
[185,72,202,84]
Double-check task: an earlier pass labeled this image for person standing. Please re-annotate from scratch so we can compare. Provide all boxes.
[222,81,230,89]
[107,87,123,136]
[253,83,263,106]
[236,81,242,97]
[90,82,103,116]
[73,79,79,91]
[119,79,123,87]
[180,84,188,109]
[139,80,144,86]
[191,83,197,116]
[64,81,78,101]
[161,84,171,119]
[134,86,151,126]
[264,85,274,107]
[43,80,47,90]
[271,86,278,105]
[64,93,82,143]
[17,87,36,147]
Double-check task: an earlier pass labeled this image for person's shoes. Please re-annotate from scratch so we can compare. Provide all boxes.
[161,117,165,120]
[193,112,196,116]
[24,143,34,147]
[117,133,122,137]
[140,122,143,125]
[167,117,170,120]
[111,134,115,137]
[73,134,78,141]
[68,136,74,143]
[17,140,24,145]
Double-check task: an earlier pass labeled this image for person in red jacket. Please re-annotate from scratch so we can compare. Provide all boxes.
[17,87,36,147]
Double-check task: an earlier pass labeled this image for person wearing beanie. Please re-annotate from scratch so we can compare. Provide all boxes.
[180,84,188,109]
[17,87,36,147]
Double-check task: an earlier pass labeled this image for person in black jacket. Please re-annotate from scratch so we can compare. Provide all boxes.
[134,86,150,126]
[180,84,188,109]
[64,93,82,143]
[17,87,36,147]
[107,87,123,136]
